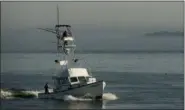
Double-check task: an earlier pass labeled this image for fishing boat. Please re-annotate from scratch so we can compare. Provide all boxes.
[38,5,106,100]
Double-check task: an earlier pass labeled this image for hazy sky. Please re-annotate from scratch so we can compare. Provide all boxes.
[1,2,184,52]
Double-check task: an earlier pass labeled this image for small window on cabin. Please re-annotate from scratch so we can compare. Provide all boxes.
[70,77,78,82]
[78,76,86,83]
[85,76,91,81]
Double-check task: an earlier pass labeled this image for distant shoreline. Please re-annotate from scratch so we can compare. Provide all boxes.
[145,31,184,36]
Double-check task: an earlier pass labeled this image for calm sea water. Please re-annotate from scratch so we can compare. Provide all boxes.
[1,52,184,109]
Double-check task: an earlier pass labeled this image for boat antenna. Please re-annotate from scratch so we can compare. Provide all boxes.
[56,4,60,59]
[57,4,59,25]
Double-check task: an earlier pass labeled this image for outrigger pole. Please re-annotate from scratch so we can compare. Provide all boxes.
[56,4,60,54]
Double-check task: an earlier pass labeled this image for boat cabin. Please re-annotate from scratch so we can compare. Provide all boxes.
[52,68,96,92]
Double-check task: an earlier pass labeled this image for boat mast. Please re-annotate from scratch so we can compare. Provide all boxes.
[55,5,76,68]
[38,5,76,67]
[56,5,60,55]
[57,4,59,26]
[55,5,66,62]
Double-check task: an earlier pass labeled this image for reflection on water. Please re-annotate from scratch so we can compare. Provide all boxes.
[1,99,107,109]
[41,99,105,109]
[66,101,103,109]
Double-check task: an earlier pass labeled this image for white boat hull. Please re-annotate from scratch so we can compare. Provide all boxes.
[38,81,106,100]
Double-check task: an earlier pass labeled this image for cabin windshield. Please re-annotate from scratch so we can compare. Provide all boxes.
[70,77,78,82]
[78,76,86,83]
[85,76,92,81]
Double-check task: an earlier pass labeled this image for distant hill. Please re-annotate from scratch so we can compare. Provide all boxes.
[145,31,184,36]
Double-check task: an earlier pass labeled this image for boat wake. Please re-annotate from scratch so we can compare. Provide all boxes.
[1,89,118,101]
[0,89,41,99]
[103,93,118,100]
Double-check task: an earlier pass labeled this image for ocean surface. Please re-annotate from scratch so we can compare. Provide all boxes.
[1,52,184,109]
